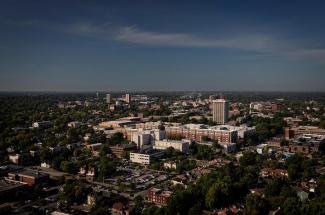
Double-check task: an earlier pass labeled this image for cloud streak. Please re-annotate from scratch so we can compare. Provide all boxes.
[286,48,325,60]
[5,20,325,59]
[61,23,325,59]
[115,26,278,51]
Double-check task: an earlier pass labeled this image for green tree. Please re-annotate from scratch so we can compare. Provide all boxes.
[134,196,144,215]
[205,182,223,209]
[109,132,124,145]
[39,147,52,162]
[243,194,269,215]
[97,157,116,180]
[143,205,164,215]
[60,161,77,174]
[99,144,111,158]
[265,180,283,198]
[283,197,300,215]
[240,152,258,166]
[188,204,202,215]
[90,206,107,215]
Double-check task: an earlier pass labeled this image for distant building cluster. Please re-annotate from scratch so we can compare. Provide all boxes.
[250,101,283,113]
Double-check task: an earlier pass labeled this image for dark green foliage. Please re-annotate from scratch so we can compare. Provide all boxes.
[243,194,269,215]
[282,197,301,215]
[301,198,325,215]
[108,132,124,145]
[97,157,116,180]
[39,147,52,162]
[265,180,283,197]
[188,204,202,215]
[245,114,287,143]
[143,205,165,215]
[90,207,107,215]
[60,160,78,174]
[189,142,215,160]
[59,180,89,205]
[176,159,197,173]
[165,164,256,213]
[286,154,316,181]
[239,151,259,166]
[134,196,144,215]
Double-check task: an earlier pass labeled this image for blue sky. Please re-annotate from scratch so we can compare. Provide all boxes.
[0,0,325,91]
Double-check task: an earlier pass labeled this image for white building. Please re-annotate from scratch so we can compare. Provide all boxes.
[9,154,21,164]
[131,130,152,151]
[67,121,81,128]
[130,151,165,165]
[41,162,51,168]
[153,139,190,153]
[130,128,166,151]
[130,153,150,165]
[154,129,166,141]
[212,99,229,124]
[256,144,268,155]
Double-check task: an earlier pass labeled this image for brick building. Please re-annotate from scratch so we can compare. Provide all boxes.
[165,126,238,143]
[8,170,49,186]
[285,126,325,140]
[147,188,172,206]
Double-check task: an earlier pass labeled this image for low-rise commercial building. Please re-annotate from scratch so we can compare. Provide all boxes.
[0,178,28,202]
[285,126,325,140]
[0,164,23,177]
[130,150,165,165]
[153,139,190,153]
[8,170,49,186]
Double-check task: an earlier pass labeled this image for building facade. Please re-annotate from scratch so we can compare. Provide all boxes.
[130,151,165,165]
[106,93,111,104]
[8,170,49,186]
[125,94,130,103]
[153,139,190,153]
[285,126,325,140]
[147,188,172,206]
[165,125,238,143]
[212,99,229,124]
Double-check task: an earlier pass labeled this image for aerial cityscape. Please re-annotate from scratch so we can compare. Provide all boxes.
[1,1,325,215]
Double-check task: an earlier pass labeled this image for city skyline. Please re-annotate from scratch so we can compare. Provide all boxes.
[1,0,325,92]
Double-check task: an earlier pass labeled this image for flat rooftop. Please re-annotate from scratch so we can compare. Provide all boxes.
[11,170,49,178]
[0,179,27,192]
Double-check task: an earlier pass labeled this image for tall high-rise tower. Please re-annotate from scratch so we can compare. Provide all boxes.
[106,94,111,104]
[212,99,229,124]
[125,93,131,103]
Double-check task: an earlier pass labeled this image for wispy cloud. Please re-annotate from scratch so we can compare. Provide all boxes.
[286,48,325,60]
[114,26,278,51]
[4,19,325,59]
